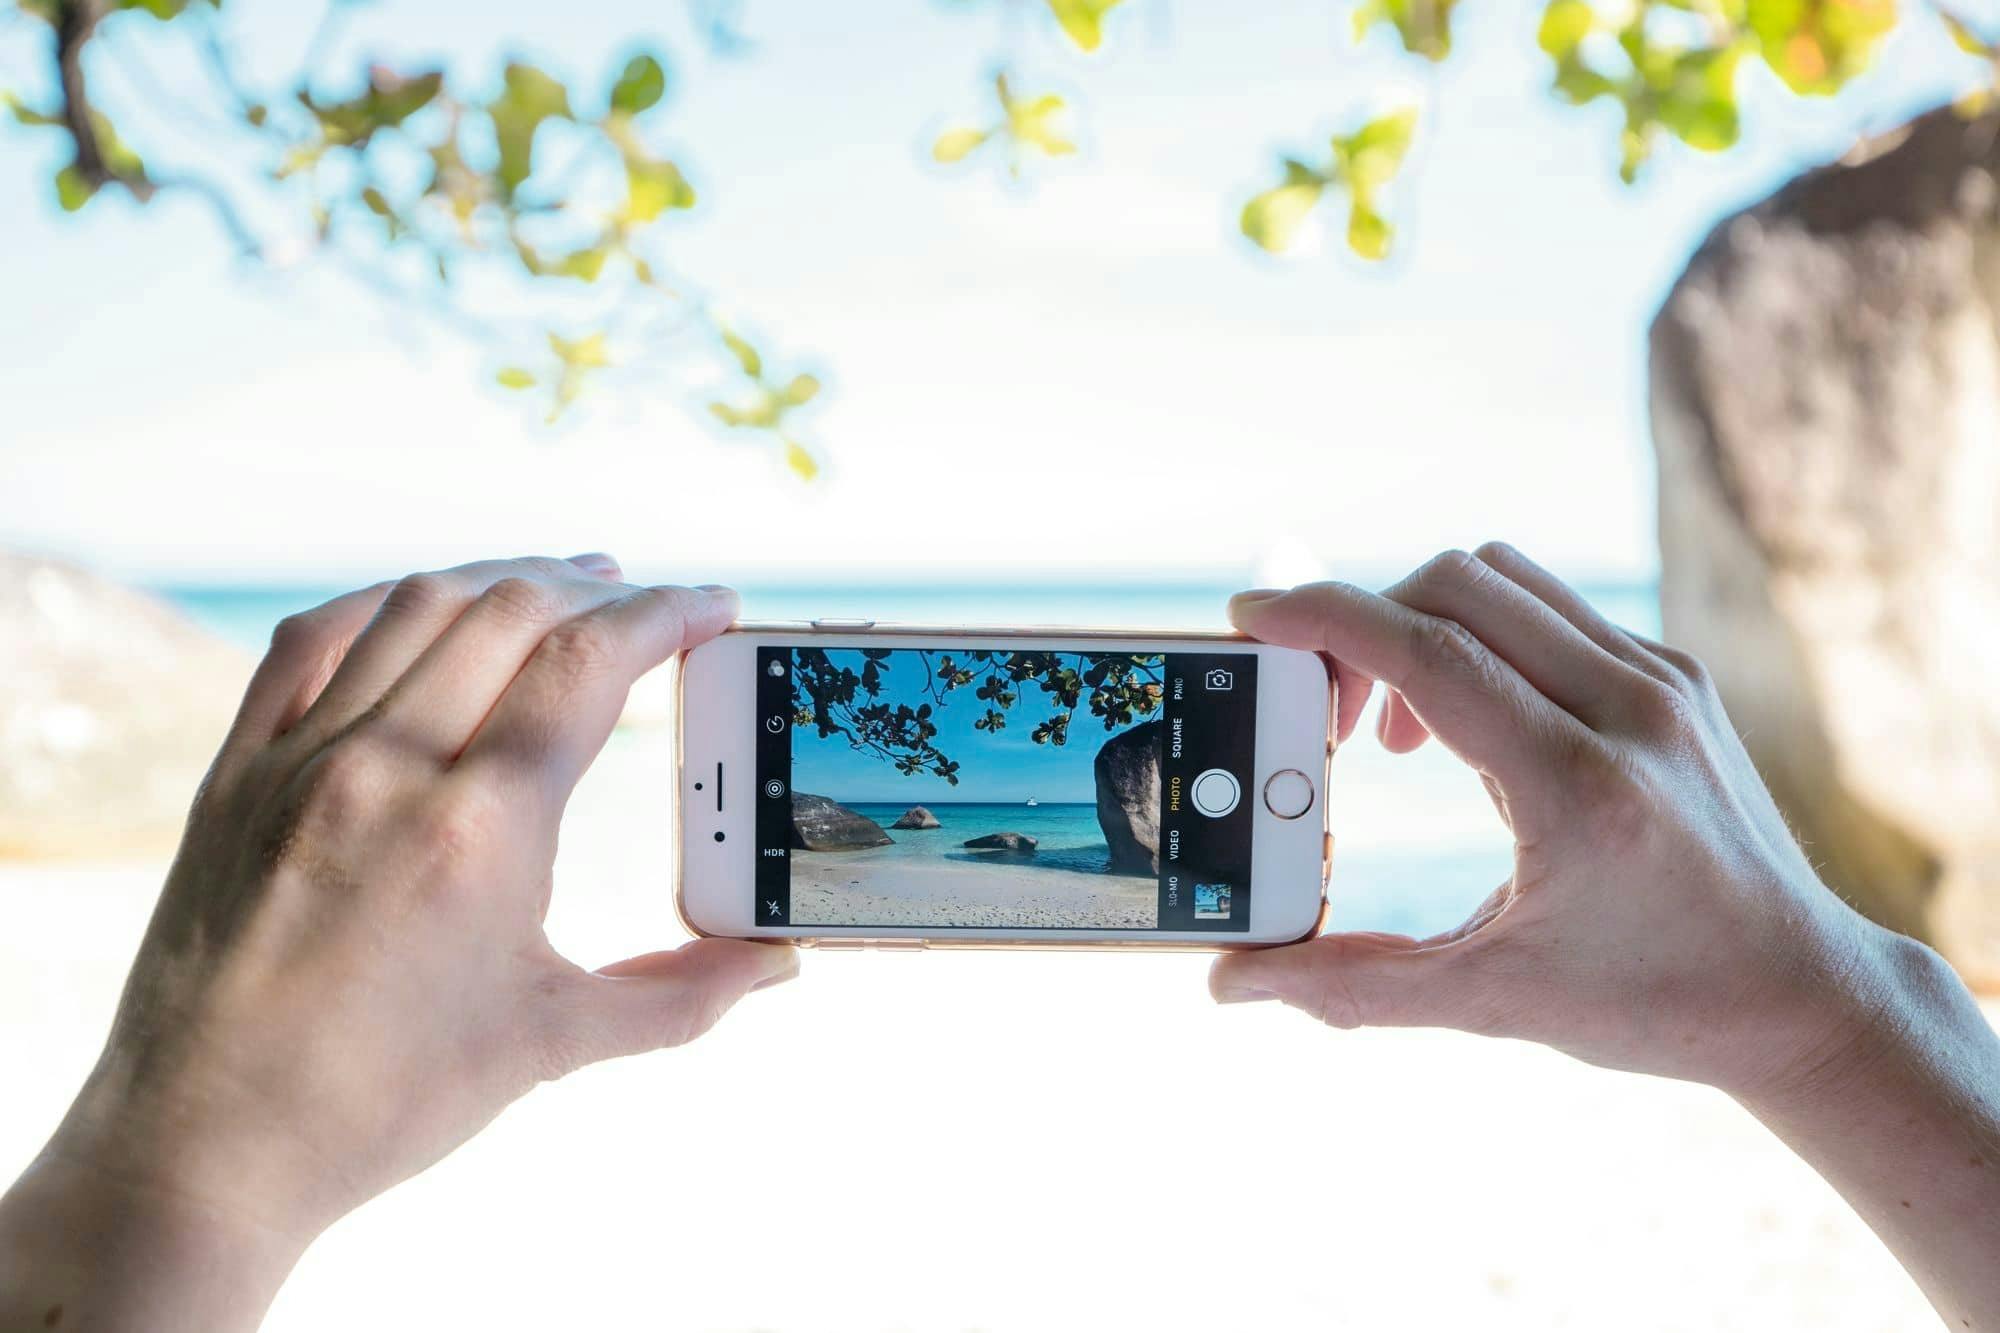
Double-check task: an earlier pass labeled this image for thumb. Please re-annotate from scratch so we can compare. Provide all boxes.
[1208,932,1491,1032]
[560,938,799,1069]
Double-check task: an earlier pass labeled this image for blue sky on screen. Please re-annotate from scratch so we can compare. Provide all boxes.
[0,2,1986,585]
[790,648,1155,804]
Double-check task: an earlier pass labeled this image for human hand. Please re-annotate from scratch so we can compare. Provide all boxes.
[1,555,795,1332]
[1211,543,1892,1099]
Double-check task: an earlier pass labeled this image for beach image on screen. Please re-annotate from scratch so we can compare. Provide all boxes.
[776,648,1167,928]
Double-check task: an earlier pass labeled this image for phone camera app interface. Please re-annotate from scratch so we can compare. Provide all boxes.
[753,647,1256,932]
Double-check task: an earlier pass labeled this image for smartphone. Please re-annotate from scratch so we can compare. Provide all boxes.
[675,622,1334,949]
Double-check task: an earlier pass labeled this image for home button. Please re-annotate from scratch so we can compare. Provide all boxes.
[1262,769,1315,820]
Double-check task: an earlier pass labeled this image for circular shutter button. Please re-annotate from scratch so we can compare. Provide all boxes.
[1262,769,1316,820]
[1190,768,1241,818]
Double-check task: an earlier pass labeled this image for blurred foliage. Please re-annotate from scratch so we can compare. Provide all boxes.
[0,0,1981,471]
[790,648,1165,783]
[4,0,821,473]
[1242,107,1417,259]
[1942,9,2000,113]
[1355,0,1463,60]
[933,71,1076,177]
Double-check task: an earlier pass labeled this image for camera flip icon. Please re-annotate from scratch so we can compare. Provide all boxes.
[1203,667,1234,692]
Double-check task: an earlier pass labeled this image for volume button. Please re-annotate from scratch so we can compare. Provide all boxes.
[810,617,876,629]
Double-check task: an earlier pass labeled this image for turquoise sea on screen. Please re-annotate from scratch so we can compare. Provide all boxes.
[838,802,1127,876]
[154,579,1660,940]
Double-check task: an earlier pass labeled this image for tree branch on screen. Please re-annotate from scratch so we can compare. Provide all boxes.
[790,648,1164,784]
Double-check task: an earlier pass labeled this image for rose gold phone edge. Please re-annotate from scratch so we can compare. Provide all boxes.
[671,620,1336,953]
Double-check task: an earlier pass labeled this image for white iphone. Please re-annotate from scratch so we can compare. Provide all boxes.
[676,623,1334,949]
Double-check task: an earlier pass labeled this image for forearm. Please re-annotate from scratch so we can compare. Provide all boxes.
[1739,927,2000,1329]
[0,1139,306,1333]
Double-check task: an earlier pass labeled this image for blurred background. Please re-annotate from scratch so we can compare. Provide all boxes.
[5,0,1999,1327]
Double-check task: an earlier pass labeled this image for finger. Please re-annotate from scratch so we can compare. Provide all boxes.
[459,584,739,801]
[290,554,624,750]
[366,571,641,763]
[1232,590,1375,745]
[555,939,799,1070]
[1228,582,1590,794]
[1376,689,1432,752]
[1208,931,1500,1033]
[1471,541,1675,685]
[1383,550,1652,730]
[216,581,394,769]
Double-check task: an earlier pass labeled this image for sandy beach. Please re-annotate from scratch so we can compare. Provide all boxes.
[792,850,1157,927]
[0,724,1969,1331]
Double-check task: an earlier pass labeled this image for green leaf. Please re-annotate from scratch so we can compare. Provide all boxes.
[490,63,572,198]
[1746,0,1893,95]
[998,85,1077,160]
[1354,0,1460,61]
[1538,0,1596,60]
[1046,0,1124,51]
[1339,107,1418,189]
[549,330,609,368]
[54,164,95,212]
[3,92,62,127]
[1347,202,1393,260]
[933,127,989,163]
[1239,163,1324,253]
[609,52,667,115]
[1943,11,1994,55]
[496,367,537,389]
[783,439,820,481]
[780,373,821,406]
[300,69,442,148]
[622,153,695,222]
[720,328,762,378]
[555,246,609,281]
[1657,48,1742,152]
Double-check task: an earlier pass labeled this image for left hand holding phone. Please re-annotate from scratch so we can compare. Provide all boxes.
[0,555,797,1333]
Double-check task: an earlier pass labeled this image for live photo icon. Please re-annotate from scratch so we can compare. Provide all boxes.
[1204,667,1234,692]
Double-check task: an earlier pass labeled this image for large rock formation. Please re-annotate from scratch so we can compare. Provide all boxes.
[788,792,892,851]
[1094,719,1161,874]
[1650,104,2000,986]
[0,553,250,859]
[963,832,1036,852]
[892,806,940,829]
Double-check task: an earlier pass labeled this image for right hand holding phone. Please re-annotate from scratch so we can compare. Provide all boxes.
[1213,542,1894,1102]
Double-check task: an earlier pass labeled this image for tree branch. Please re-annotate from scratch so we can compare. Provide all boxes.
[53,0,152,199]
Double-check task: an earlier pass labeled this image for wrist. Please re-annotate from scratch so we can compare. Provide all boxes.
[0,1131,311,1333]
[1728,911,1953,1118]
[49,1041,343,1253]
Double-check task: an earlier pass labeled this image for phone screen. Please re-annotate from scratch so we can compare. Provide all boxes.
[752,646,1258,932]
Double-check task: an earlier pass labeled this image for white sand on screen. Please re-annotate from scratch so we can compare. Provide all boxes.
[790,851,1157,928]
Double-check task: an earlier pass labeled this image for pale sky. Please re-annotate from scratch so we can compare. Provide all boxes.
[0,1,1985,586]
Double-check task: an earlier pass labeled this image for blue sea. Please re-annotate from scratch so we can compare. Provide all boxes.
[841,802,1134,876]
[155,580,1661,940]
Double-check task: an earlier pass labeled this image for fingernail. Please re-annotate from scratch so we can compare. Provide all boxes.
[568,552,621,576]
[1229,588,1284,610]
[1214,984,1277,1005]
[695,583,734,596]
